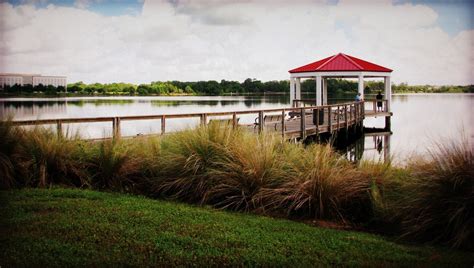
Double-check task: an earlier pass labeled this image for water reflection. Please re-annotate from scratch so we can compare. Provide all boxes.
[1,101,67,118]
[339,132,391,163]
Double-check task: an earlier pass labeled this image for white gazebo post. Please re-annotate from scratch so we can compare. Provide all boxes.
[315,75,322,106]
[290,77,296,107]
[296,78,301,101]
[384,76,391,112]
[384,75,392,130]
[322,77,328,105]
[358,74,364,100]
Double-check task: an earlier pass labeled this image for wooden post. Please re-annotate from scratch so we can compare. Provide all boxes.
[300,108,306,139]
[281,109,285,138]
[344,105,348,130]
[258,111,264,134]
[373,100,376,113]
[315,108,319,136]
[113,117,121,139]
[161,115,166,135]
[328,107,332,133]
[232,112,237,129]
[361,102,365,120]
[354,103,359,123]
[337,105,340,130]
[56,120,62,138]
[200,113,207,126]
[349,104,352,124]
[385,116,391,131]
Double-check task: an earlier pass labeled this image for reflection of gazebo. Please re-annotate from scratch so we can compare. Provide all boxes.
[288,53,393,114]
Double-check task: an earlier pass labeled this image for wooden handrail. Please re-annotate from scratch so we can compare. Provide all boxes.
[7,101,365,139]
[363,99,389,113]
[10,101,363,126]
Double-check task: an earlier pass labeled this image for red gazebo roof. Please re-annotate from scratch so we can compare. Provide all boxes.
[289,53,392,73]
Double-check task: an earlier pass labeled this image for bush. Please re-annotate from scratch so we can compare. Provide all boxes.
[261,144,372,222]
[385,139,474,249]
[152,123,236,202]
[16,127,86,188]
[203,131,287,211]
[0,120,22,189]
[85,139,141,192]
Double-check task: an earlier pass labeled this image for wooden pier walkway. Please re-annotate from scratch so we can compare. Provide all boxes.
[10,100,391,141]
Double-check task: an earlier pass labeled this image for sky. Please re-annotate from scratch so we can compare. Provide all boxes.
[0,0,472,85]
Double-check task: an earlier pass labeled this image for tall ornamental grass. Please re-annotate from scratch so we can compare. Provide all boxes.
[84,139,141,192]
[385,139,473,249]
[261,144,372,222]
[152,123,236,202]
[0,120,22,189]
[16,127,86,188]
[2,120,473,250]
[203,131,287,211]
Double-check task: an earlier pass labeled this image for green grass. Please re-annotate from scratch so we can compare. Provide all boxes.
[1,188,472,267]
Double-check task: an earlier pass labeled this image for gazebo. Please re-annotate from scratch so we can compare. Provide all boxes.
[288,53,393,113]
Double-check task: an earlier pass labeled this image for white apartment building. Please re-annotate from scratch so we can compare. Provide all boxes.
[0,73,67,90]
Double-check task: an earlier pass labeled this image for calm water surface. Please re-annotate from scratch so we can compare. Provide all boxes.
[1,94,472,163]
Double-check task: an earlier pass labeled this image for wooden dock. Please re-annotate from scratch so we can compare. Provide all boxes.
[9,100,391,141]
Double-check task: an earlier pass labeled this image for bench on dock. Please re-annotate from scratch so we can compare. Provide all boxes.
[254,114,285,130]
[288,110,312,118]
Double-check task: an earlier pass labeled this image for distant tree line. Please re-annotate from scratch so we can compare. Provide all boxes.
[1,84,67,95]
[390,83,473,93]
[1,79,472,96]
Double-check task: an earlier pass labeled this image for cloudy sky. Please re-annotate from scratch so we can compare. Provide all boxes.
[0,0,472,85]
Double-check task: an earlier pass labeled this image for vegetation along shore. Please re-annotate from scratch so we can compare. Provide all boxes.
[1,119,473,265]
[1,78,472,97]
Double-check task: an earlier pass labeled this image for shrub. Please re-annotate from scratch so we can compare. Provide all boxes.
[85,139,141,192]
[152,123,235,202]
[122,136,162,194]
[385,139,473,249]
[203,131,287,211]
[261,144,372,222]
[0,120,22,189]
[16,127,85,187]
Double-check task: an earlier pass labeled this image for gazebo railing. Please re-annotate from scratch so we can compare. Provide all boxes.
[294,99,389,114]
[364,100,388,113]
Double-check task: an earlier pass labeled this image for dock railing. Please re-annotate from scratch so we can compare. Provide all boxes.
[364,100,388,113]
[9,101,365,140]
[294,99,388,114]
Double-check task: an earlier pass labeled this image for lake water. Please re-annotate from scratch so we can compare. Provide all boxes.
[1,94,472,164]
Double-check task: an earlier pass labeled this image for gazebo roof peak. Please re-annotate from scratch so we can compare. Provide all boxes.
[289,53,392,73]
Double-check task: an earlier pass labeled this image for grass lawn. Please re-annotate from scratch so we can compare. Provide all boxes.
[1,188,472,267]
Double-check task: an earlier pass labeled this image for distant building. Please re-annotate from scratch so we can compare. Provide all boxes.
[0,73,67,90]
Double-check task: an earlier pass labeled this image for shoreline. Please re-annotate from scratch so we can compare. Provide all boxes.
[1,92,473,99]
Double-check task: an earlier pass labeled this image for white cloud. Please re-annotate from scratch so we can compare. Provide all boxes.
[0,1,472,85]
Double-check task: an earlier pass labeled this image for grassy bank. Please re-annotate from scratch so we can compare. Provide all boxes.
[1,188,472,267]
[1,120,473,251]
